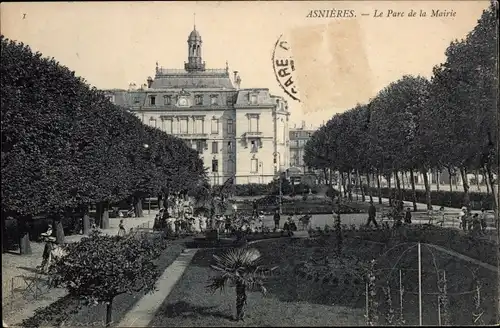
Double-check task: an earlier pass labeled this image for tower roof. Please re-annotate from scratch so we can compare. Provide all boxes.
[188,28,201,41]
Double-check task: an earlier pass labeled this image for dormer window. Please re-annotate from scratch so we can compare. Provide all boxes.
[210,95,219,105]
[149,96,156,106]
[133,96,140,104]
[195,95,203,105]
[250,94,257,105]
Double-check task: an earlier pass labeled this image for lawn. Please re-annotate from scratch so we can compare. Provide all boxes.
[148,244,365,327]
[150,237,498,326]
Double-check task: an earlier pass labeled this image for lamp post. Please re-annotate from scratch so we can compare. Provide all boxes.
[273,152,282,215]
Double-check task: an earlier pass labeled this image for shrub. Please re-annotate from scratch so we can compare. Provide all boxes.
[48,230,166,326]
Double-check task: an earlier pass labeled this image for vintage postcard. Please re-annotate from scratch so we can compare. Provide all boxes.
[1,1,499,327]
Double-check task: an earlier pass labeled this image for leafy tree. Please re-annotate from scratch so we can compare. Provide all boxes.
[1,36,205,252]
[368,75,431,209]
[207,247,277,321]
[49,231,167,326]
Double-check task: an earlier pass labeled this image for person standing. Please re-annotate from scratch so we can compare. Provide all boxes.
[257,211,265,232]
[404,207,412,224]
[366,201,378,228]
[252,200,258,218]
[479,208,488,233]
[118,219,126,237]
[273,209,281,231]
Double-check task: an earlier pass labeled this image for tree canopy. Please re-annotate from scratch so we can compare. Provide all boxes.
[303,4,498,210]
[1,36,206,218]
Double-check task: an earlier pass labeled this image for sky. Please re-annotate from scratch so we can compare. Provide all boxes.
[1,1,490,128]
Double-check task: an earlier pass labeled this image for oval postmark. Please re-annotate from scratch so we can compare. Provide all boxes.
[272,34,300,102]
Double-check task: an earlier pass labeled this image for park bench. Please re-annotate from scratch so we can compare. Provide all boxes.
[426,210,461,228]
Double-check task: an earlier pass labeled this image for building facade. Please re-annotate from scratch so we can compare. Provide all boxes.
[289,122,315,172]
[104,26,290,185]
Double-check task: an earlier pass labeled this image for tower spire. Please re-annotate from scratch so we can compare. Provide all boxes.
[193,13,196,29]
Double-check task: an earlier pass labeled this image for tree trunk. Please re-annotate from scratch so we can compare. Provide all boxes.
[323,168,329,186]
[341,172,347,199]
[485,163,497,212]
[409,168,417,212]
[386,173,393,206]
[395,170,402,208]
[235,282,247,321]
[401,171,406,190]
[422,169,432,210]
[347,171,353,201]
[82,206,90,235]
[436,170,440,191]
[358,170,365,202]
[459,167,470,207]
[157,194,163,210]
[99,202,110,229]
[483,167,491,195]
[447,167,453,192]
[376,171,382,205]
[474,170,481,192]
[366,172,373,203]
[106,299,113,327]
[134,196,143,218]
[19,217,32,255]
[54,217,65,244]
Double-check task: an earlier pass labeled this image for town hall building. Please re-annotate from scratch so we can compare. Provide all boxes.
[104,26,290,185]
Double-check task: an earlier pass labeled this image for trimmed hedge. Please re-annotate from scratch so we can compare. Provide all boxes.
[231,183,320,197]
[368,187,494,210]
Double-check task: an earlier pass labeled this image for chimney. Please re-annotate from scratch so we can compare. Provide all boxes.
[147,77,153,89]
[301,120,305,129]
[233,71,241,89]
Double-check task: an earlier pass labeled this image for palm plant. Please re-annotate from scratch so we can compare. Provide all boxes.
[207,247,278,321]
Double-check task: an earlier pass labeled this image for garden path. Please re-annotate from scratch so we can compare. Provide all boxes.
[2,213,158,327]
[118,248,198,327]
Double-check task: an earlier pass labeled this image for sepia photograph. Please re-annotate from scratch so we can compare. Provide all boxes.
[1,1,499,327]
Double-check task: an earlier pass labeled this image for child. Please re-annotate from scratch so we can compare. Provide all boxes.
[118,219,126,237]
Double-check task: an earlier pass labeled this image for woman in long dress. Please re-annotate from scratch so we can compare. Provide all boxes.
[118,219,126,237]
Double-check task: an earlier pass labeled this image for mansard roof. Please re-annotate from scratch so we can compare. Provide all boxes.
[151,68,234,89]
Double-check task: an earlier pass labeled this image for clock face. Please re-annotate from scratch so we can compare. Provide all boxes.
[179,97,188,106]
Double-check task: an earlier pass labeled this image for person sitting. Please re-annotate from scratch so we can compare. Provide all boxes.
[283,220,290,232]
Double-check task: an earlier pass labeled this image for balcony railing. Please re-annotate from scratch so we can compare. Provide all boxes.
[174,133,208,139]
[244,131,262,137]
[156,68,229,75]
